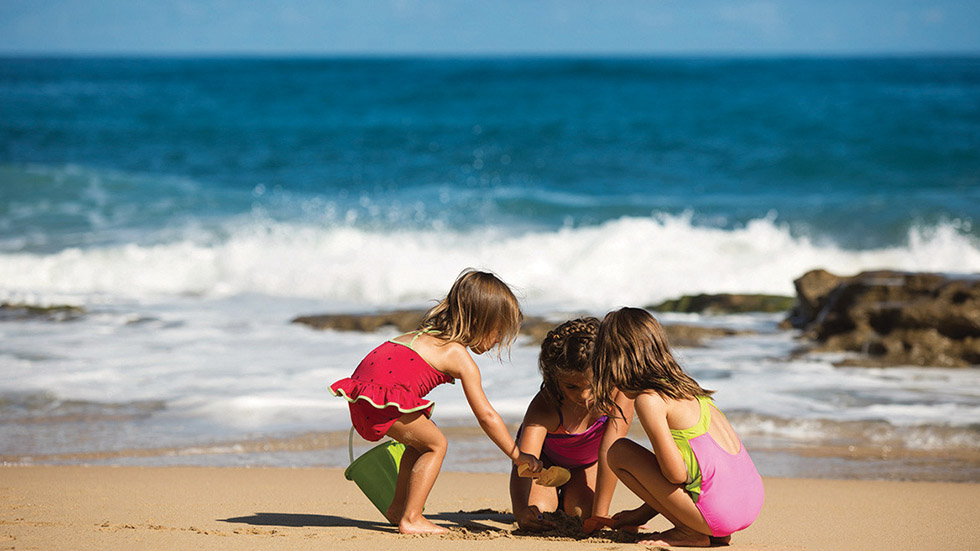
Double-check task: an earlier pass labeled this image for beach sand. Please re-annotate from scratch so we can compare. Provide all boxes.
[2,465,977,551]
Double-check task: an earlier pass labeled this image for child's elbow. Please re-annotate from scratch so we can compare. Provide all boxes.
[667,472,688,485]
[663,465,689,485]
[475,410,498,428]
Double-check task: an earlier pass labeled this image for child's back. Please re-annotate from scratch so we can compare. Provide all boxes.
[592,307,764,547]
[330,269,542,534]
[664,396,741,456]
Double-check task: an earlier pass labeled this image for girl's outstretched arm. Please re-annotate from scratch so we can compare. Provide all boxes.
[592,390,635,518]
[510,393,558,531]
[442,346,543,471]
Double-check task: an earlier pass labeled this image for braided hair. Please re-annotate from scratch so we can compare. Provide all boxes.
[538,317,600,409]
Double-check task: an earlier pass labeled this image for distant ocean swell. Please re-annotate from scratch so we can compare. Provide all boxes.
[2,212,978,309]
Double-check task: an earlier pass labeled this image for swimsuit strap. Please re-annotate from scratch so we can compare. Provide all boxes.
[552,407,608,436]
[555,408,567,434]
[407,328,439,348]
[696,395,713,434]
[671,395,714,441]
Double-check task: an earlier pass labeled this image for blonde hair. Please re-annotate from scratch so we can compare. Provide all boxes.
[418,268,523,355]
[593,307,712,413]
[538,317,599,408]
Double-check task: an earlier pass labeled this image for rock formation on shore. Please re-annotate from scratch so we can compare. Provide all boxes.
[650,293,795,314]
[0,303,85,322]
[292,311,749,348]
[786,269,980,367]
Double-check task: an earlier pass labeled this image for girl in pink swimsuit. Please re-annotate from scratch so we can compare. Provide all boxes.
[509,318,634,531]
[591,307,764,548]
[330,269,543,535]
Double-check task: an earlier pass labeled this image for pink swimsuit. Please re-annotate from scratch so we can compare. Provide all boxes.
[673,396,764,537]
[520,411,609,470]
[330,337,454,441]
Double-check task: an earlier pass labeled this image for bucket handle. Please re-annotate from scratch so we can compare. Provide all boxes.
[348,426,356,464]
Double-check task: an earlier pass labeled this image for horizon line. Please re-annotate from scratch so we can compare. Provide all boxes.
[2,50,980,60]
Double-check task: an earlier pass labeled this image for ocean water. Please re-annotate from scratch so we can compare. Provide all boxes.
[1,56,979,480]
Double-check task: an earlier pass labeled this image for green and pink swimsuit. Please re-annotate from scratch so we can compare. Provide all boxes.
[672,396,765,537]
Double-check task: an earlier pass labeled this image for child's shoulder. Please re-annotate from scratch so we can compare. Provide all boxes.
[634,390,671,413]
[410,334,472,376]
[408,333,464,355]
[523,391,561,431]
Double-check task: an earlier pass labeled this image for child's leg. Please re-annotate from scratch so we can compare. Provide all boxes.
[508,464,558,531]
[385,445,419,523]
[607,438,713,547]
[385,411,448,534]
[561,463,597,519]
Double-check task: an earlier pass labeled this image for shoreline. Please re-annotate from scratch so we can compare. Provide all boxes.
[3,299,977,486]
[2,465,977,551]
[5,421,979,484]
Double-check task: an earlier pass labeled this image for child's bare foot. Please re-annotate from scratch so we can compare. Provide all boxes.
[385,505,401,526]
[710,535,732,546]
[398,515,448,535]
[637,527,711,547]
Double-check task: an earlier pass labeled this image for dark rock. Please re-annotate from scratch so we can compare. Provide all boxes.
[661,324,754,347]
[293,310,560,343]
[650,293,796,314]
[292,310,750,348]
[519,316,560,344]
[786,270,980,367]
[0,303,85,322]
[785,269,844,329]
[292,310,423,333]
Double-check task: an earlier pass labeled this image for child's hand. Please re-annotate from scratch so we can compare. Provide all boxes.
[582,515,615,534]
[515,505,555,532]
[611,504,655,531]
[515,452,544,474]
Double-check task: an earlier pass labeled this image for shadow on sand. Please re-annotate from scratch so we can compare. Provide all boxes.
[218,509,514,534]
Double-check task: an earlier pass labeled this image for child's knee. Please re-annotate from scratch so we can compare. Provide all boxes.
[606,438,645,471]
[607,438,631,469]
[425,431,448,456]
[562,487,594,518]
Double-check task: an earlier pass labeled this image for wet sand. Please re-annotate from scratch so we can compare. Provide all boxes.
[7,422,978,483]
[2,465,977,550]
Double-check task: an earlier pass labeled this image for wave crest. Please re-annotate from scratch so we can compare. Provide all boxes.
[2,213,978,308]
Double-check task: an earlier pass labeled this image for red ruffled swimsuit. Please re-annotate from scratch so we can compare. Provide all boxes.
[330,335,454,441]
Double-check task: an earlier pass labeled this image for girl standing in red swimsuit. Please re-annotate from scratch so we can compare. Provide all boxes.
[330,269,543,534]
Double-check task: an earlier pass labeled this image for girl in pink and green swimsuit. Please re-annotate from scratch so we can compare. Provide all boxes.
[509,318,635,531]
[592,307,764,548]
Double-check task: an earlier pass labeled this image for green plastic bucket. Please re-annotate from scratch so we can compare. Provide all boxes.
[344,427,405,517]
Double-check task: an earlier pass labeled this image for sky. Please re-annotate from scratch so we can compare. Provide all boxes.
[0,0,978,56]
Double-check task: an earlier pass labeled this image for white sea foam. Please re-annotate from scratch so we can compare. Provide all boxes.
[1,292,977,474]
[3,211,979,467]
[2,213,978,309]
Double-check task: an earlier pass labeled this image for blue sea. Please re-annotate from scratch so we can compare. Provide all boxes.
[1,56,979,480]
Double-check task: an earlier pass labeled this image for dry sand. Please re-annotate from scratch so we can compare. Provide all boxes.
[1,465,977,550]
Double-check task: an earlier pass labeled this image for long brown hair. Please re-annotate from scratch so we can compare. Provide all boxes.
[418,268,523,355]
[593,307,712,413]
[538,317,599,408]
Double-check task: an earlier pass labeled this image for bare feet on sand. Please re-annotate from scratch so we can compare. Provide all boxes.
[385,506,447,534]
[397,516,448,535]
[637,527,713,547]
[384,506,400,526]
